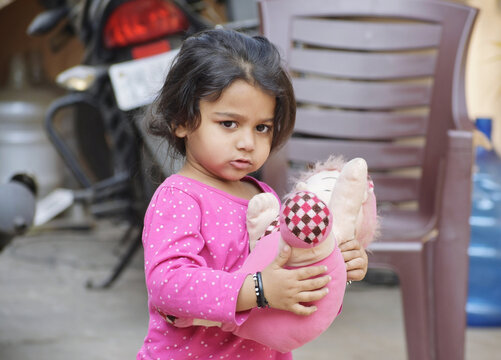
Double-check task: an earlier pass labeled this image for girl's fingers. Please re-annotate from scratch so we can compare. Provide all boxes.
[297,287,330,303]
[300,275,331,291]
[339,239,357,251]
[342,249,361,262]
[296,265,328,280]
[346,256,368,281]
[273,244,291,267]
[347,269,366,282]
[346,255,368,273]
[291,303,318,316]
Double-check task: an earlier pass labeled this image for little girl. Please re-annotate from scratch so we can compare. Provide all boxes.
[137,29,368,360]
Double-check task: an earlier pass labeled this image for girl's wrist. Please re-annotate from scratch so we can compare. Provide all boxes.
[236,274,257,312]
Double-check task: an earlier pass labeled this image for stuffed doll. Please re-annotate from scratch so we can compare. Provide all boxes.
[173,156,378,353]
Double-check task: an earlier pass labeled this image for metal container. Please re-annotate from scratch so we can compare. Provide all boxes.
[0,54,63,197]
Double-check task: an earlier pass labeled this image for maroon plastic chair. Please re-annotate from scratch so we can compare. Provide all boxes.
[258,1,478,359]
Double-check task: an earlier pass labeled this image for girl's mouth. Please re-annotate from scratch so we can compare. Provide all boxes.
[230,159,252,170]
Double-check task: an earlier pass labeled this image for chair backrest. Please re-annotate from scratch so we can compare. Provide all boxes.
[258,0,476,216]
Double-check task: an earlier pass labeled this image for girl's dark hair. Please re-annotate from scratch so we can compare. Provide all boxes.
[147,28,296,157]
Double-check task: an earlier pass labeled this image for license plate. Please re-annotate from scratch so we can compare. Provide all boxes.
[108,49,180,111]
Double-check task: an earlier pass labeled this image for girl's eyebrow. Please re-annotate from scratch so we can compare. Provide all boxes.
[214,111,239,118]
[214,112,274,123]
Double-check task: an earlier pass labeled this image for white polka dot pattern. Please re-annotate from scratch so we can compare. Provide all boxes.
[137,175,291,359]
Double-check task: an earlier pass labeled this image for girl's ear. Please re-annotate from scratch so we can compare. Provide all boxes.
[174,125,188,138]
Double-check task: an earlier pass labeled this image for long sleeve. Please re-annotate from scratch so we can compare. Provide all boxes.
[143,185,249,325]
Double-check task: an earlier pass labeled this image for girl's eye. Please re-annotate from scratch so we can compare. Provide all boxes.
[220,121,237,129]
[256,124,272,133]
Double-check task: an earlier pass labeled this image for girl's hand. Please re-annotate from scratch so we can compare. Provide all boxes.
[339,239,368,281]
[261,245,331,316]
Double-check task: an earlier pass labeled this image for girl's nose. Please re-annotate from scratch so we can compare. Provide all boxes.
[236,130,255,151]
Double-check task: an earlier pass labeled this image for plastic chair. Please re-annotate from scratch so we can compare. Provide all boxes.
[257,1,478,359]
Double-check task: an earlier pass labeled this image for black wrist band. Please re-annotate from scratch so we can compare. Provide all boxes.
[253,272,269,308]
[252,273,261,307]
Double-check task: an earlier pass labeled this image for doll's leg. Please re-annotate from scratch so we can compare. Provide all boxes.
[247,193,280,251]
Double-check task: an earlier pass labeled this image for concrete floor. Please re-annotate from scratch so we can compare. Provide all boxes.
[0,220,499,360]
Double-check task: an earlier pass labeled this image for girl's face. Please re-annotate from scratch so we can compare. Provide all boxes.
[175,80,276,185]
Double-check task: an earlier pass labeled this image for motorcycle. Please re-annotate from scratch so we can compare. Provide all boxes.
[28,0,259,288]
[27,0,212,288]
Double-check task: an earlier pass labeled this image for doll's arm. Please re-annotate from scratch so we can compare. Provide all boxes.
[246,193,280,251]
[329,158,368,246]
[329,158,375,280]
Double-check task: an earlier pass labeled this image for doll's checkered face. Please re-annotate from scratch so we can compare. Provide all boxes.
[282,192,330,244]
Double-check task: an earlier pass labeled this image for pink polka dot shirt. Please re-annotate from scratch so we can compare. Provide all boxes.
[137,174,292,359]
